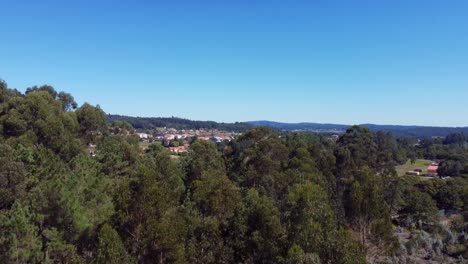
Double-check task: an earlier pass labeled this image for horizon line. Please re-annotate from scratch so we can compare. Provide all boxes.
[107,113,468,129]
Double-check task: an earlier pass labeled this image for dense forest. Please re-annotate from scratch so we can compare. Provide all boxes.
[0,80,467,263]
[107,115,253,132]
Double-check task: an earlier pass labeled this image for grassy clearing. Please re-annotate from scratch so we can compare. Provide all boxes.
[395,159,432,176]
[138,141,153,149]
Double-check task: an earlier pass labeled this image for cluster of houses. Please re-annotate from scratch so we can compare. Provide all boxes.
[88,128,240,156]
[135,129,236,141]
[168,146,188,153]
[134,128,239,154]
[406,162,439,177]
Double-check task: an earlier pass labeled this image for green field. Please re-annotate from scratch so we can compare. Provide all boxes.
[138,141,165,151]
[138,141,153,149]
[395,159,432,176]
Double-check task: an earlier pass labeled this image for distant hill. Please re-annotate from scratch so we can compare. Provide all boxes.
[248,121,349,132]
[248,121,468,138]
[106,115,468,138]
[107,114,253,132]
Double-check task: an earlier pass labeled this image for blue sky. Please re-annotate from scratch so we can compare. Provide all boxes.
[1,0,467,126]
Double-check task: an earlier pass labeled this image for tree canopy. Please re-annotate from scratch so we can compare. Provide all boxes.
[0,80,466,263]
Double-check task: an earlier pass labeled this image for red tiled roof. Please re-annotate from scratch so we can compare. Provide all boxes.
[168,146,187,153]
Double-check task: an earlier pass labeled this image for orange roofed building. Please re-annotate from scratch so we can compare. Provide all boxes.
[168,146,188,153]
[427,165,439,176]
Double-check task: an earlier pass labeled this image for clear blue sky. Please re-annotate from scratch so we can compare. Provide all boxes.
[1,0,467,126]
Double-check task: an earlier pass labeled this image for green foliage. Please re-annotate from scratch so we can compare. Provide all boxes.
[96,135,139,178]
[435,177,467,210]
[111,120,133,132]
[286,244,322,264]
[242,188,285,263]
[0,144,27,209]
[145,208,187,263]
[111,151,186,262]
[336,126,377,175]
[0,202,43,263]
[186,140,225,184]
[1,81,466,262]
[400,190,438,225]
[286,182,336,259]
[235,127,289,199]
[331,228,367,264]
[0,87,83,160]
[76,103,107,143]
[26,85,58,98]
[345,169,398,253]
[42,228,83,264]
[443,133,467,145]
[97,224,132,264]
[438,159,464,176]
[58,91,78,112]
[192,169,240,220]
[29,154,114,244]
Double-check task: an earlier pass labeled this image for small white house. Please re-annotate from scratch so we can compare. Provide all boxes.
[136,133,151,139]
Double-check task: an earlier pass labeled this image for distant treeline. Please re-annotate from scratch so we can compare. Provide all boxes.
[107,114,253,132]
[249,121,468,138]
[106,116,468,138]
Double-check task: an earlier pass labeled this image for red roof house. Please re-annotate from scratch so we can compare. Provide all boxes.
[427,165,439,176]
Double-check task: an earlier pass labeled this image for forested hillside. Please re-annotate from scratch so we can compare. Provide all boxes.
[0,80,467,263]
[107,115,252,132]
[249,121,468,138]
[106,116,468,138]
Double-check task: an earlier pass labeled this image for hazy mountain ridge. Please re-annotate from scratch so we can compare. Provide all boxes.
[248,120,468,138]
[106,115,468,138]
